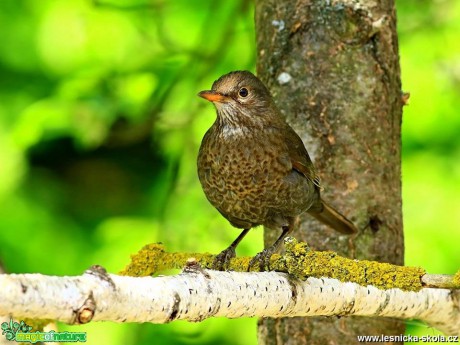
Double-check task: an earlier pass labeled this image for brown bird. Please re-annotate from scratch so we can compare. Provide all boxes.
[197,70,357,269]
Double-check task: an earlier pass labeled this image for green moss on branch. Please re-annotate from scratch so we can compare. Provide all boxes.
[120,238,432,292]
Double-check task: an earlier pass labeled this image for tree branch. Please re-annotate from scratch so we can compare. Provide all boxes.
[1,262,459,336]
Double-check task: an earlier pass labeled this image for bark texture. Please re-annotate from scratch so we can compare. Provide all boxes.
[2,272,459,335]
[255,0,404,343]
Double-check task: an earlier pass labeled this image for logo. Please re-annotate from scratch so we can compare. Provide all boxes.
[1,319,87,343]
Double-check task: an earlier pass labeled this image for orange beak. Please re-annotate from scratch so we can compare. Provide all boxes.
[198,90,229,103]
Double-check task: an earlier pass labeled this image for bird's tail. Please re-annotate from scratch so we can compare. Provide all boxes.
[308,199,358,234]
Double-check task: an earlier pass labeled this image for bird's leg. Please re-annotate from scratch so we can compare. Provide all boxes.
[213,228,250,270]
[248,218,297,271]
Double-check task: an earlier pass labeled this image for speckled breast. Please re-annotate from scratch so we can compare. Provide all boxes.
[197,126,315,229]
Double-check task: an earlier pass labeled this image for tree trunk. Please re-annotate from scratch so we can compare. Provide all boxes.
[255,0,404,344]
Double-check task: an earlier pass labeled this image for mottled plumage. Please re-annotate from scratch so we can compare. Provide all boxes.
[197,71,357,269]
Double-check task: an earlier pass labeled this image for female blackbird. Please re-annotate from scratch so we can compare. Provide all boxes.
[197,71,357,269]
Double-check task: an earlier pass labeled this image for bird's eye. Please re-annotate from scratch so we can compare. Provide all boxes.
[238,87,249,98]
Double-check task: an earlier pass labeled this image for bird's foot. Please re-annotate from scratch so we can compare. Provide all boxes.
[212,246,236,271]
[248,247,276,271]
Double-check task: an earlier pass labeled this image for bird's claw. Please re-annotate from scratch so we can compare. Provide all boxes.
[212,247,236,271]
[248,248,276,271]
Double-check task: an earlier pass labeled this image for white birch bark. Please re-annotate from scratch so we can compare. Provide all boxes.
[0,266,459,336]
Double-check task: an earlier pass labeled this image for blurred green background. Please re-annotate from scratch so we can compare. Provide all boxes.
[0,0,458,344]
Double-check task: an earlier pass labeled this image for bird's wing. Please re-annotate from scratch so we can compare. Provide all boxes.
[283,125,321,188]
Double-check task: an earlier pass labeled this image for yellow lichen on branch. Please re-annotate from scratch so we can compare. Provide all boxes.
[454,270,460,286]
[119,243,214,276]
[120,238,431,291]
[276,238,425,291]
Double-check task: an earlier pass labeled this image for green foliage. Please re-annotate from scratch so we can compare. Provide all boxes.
[397,0,460,274]
[0,0,458,343]
[397,0,460,339]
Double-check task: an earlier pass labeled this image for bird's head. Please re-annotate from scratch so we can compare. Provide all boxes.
[198,71,281,127]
